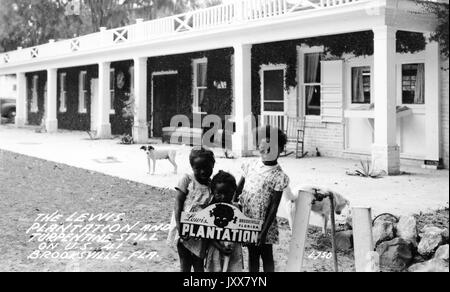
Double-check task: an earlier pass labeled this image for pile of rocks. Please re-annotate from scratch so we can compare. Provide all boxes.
[334,213,449,272]
[372,214,449,272]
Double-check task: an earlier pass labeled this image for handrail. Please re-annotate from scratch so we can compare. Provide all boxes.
[0,0,365,66]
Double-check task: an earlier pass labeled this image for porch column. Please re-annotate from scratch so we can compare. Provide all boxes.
[15,72,27,127]
[232,43,254,157]
[424,38,441,168]
[371,26,400,175]
[45,68,58,133]
[132,57,149,144]
[97,62,112,139]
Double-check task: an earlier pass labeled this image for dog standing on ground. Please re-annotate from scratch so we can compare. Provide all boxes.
[140,146,178,175]
[309,187,350,234]
[281,186,350,234]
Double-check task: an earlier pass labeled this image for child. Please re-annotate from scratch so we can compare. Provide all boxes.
[235,125,290,272]
[205,171,243,272]
[172,147,216,272]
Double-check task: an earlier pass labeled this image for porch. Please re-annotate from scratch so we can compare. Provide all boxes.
[0,0,443,174]
[0,125,448,218]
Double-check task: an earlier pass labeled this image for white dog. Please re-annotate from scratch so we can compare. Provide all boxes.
[140,146,178,175]
[280,186,350,234]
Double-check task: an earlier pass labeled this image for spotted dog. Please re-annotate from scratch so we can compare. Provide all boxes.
[140,146,178,175]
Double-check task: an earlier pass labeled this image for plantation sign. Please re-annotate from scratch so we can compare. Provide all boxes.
[180,203,263,244]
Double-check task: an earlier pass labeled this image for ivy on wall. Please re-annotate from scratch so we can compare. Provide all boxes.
[23,31,427,134]
[251,30,426,116]
[26,62,133,135]
[57,65,98,132]
[147,48,234,134]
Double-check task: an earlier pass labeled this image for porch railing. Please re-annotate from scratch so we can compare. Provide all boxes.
[0,0,366,66]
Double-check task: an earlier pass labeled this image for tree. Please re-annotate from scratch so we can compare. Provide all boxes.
[82,0,130,32]
[417,0,449,58]
[0,0,66,52]
[82,0,191,32]
[0,0,223,52]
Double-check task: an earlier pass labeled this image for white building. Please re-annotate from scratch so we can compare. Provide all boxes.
[0,0,448,172]
[0,74,17,100]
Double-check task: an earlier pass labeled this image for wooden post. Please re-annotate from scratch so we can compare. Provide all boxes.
[286,190,313,272]
[15,72,27,127]
[352,207,375,272]
[132,57,149,144]
[371,26,400,175]
[46,68,58,133]
[329,195,339,272]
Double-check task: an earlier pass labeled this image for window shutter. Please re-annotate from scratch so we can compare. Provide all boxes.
[321,60,344,123]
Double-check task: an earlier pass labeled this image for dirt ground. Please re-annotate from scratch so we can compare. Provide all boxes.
[1,126,448,221]
[0,150,356,272]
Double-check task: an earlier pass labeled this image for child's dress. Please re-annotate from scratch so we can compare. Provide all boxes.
[205,242,243,272]
[239,159,290,245]
[167,174,213,258]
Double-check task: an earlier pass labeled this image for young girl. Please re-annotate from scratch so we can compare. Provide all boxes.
[205,171,243,272]
[235,126,290,272]
[171,147,216,272]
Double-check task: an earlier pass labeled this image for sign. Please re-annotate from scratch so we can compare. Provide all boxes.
[180,203,263,244]
[65,0,81,16]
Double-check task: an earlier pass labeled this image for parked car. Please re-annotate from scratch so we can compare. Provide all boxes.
[0,98,16,123]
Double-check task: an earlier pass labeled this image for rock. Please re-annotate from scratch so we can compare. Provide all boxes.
[408,259,449,272]
[434,244,449,260]
[335,230,353,251]
[442,229,449,242]
[373,218,395,247]
[365,251,381,272]
[345,215,352,229]
[376,238,413,271]
[418,225,448,256]
[396,215,418,246]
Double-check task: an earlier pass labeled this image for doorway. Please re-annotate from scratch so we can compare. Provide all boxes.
[152,72,178,137]
[260,65,287,131]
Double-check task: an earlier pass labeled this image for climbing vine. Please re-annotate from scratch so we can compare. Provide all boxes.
[251,30,426,116]
[147,48,234,125]
[417,1,449,58]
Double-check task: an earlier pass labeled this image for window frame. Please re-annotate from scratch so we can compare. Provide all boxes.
[59,72,67,113]
[297,45,325,119]
[78,71,88,114]
[31,75,39,113]
[396,58,426,110]
[110,68,116,114]
[192,57,208,114]
[260,64,287,115]
[350,64,373,106]
[351,66,371,104]
[400,62,425,106]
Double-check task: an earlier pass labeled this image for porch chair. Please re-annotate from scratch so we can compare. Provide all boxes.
[283,117,307,159]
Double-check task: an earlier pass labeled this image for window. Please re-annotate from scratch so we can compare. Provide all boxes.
[59,73,67,113]
[304,53,322,116]
[351,66,371,104]
[79,71,88,113]
[31,75,39,113]
[193,59,207,113]
[110,68,115,113]
[402,63,425,105]
[263,69,285,112]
